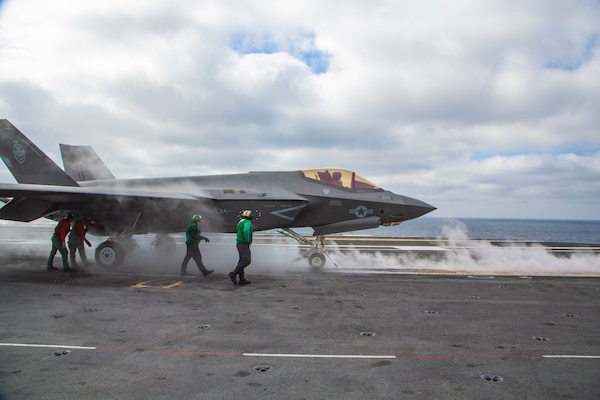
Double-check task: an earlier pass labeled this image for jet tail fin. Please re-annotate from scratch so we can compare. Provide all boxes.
[0,119,79,186]
[60,144,116,181]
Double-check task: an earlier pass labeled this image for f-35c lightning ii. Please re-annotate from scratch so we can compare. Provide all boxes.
[0,119,435,267]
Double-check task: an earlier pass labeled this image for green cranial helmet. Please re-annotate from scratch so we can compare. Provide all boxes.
[192,214,202,221]
[241,210,253,219]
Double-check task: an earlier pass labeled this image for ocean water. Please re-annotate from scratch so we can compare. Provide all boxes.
[361,217,600,245]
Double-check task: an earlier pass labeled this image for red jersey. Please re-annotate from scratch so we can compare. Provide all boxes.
[54,219,71,242]
[72,219,89,240]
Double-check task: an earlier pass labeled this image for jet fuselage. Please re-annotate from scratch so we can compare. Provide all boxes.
[71,170,434,236]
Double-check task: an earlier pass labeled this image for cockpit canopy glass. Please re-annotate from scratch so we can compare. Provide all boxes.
[301,169,380,190]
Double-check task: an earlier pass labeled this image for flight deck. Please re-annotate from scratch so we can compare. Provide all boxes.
[1,227,599,399]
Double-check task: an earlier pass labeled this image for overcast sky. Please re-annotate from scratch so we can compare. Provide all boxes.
[0,0,599,220]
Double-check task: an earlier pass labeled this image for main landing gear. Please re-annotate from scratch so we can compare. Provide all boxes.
[280,228,335,268]
[94,233,178,267]
[94,234,138,267]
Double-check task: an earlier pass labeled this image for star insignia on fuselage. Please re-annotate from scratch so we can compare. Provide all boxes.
[349,205,373,218]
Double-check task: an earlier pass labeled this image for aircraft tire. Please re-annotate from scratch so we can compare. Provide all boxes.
[95,241,125,267]
[308,252,326,268]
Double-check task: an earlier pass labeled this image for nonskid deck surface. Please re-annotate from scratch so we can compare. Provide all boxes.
[1,229,599,399]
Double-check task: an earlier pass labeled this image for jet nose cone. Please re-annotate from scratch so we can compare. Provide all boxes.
[400,195,436,221]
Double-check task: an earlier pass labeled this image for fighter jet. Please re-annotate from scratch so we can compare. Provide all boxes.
[0,119,435,267]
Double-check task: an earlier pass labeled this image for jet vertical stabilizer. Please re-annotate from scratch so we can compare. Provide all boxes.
[60,144,116,182]
[0,119,79,186]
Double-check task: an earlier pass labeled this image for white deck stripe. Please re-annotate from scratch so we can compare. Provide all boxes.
[243,353,396,359]
[0,343,96,350]
[543,355,600,359]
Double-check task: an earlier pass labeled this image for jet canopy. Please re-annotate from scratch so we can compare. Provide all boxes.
[302,169,380,190]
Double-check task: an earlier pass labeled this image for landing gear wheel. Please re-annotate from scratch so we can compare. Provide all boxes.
[95,241,125,267]
[308,252,326,268]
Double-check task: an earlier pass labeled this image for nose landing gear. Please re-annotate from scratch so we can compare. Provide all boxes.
[280,228,337,268]
[308,252,326,268]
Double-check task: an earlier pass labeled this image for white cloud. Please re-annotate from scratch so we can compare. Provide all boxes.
[0,0,599,219]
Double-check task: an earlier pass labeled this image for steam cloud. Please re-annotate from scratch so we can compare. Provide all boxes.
[325,221,600,277]
[1,220,598,277]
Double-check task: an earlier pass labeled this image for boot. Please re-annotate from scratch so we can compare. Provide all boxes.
[228,270,238,285]
[197,264,213,277]
[238,271,251,285]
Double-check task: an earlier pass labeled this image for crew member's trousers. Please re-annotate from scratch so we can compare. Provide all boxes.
[181,242,209,274]
[48,234,69,268]
[69,238,89,266]
[234,242,251,278]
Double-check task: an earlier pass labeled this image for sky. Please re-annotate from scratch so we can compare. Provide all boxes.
[0,0,599,220]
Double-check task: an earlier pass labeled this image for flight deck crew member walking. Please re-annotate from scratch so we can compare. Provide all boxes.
[228,210,253,285]
[180,214,214,277]
[47,212,75,272]
[68,217,93,269]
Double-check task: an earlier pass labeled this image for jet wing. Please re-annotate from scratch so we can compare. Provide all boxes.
[0,183,308,232]
[0,183,196,222]
[0,183,200,201]
[0,183,307,202]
